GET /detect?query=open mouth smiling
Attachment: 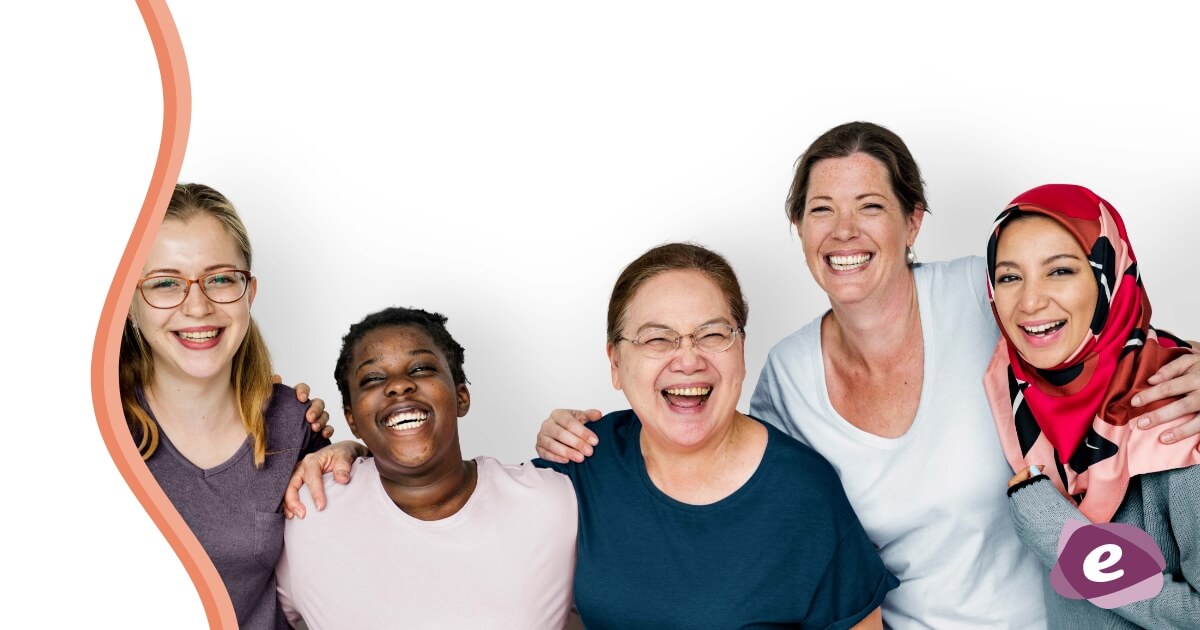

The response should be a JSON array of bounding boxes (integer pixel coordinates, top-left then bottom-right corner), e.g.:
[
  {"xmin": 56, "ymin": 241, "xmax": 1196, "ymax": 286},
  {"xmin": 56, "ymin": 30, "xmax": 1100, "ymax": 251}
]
[
  {"xmin": 827, "ymin": 253, "xmax": 872, "ymax": 271},
  {"xmin": 381, "ymin": 407, "xmax": 430, "ymax": 431},
  {"xmin": 1020, "ymin": 320, "xmax": 1066, "ymax": 337},
  {"xmin": 662, "ymin": 386, "xmax": 712, "ymax": 410}
]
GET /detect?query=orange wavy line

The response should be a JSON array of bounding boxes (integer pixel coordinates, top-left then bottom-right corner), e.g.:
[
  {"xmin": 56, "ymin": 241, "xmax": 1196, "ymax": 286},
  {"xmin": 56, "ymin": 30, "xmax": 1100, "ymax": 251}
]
[{"xmin": 90, "ymin": 2, "xmax": 237, "ymax": 628}]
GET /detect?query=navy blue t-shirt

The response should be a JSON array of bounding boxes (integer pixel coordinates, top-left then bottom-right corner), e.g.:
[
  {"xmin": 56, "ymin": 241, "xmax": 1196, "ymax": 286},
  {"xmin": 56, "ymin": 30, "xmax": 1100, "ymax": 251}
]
[{"xmin": 534, "ymin": 410, "xmax": 896, "ymax": 629}]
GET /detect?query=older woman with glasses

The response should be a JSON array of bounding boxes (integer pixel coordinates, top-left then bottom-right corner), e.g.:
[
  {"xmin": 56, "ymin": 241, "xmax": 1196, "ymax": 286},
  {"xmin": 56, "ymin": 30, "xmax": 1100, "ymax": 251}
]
[
  {"xmin": 287, "ymin": 243, "xmax": 896, "ymax": 628},
  {"xmin": 121, "ymin": 183, "xmax": 331, "ymax": 630}
]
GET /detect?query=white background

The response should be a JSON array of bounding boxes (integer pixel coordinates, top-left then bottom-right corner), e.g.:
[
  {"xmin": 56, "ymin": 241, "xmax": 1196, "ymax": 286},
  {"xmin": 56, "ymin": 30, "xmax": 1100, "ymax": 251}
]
[{"xmin": 6, "ymin": 1, "xmax": 1199, "ymax": 626}]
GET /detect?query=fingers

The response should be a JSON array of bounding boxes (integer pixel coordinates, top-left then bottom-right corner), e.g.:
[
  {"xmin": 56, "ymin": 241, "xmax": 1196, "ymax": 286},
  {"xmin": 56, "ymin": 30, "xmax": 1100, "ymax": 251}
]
[
  {"xmin": 1007, "ymin": 465, "xmax": 1041, "ymax": 488},
  {"xmin": 294, "ymin": 382, "xmax": 311, "ymax": 403},
  {"xmin": 303, "ymin": 454, "xmax": 330, "ymax": 511},
  {"xmin": 283, "ymin": 461, "xmax": 309, "ymax": 519},
  {"xmin": 321, "ymin": 424, "xmax": 335, "ymax": 439},
  {"xmin": 535, "ymin": 409, "xmax": 601, "ymax": 464},
  {"xmin": 1134, "ymin": 356, "xmax": 1200, "ymax": 444},
  {"xmin": 306, "ymin": 397, "xmax": 328, "ymax": 432},
  {"xmin": 1145, "ymin": 353, "xmax": 1200, "ymax": 386},
  {"xmin": 331, "ymin": 444, "xmax": 356, "ymax": 484},
  {"xmin": 556, "ymin": 409, "xmax": 601, "ymax": 447},
  {"xmin": 272, "ymin": 373, "xmax": 284, "ymax": 385}
]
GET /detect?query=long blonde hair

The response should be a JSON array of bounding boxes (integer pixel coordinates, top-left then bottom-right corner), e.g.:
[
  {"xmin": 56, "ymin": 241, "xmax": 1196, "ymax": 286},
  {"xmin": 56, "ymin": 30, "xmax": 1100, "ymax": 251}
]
[{"xmin": 120, "ymin": 183, "xmax": 275, "ymax": 468}]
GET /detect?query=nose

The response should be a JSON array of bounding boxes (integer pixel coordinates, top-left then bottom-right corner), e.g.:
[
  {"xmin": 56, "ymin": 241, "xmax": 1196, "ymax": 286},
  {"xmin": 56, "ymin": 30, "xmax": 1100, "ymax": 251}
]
[
  {"xmin": 386, "ymin": 375, "xmax": 417, "ymax": 397},
  {"xmin": 670, "ymin": 337, "xmax": 707, "ymax": 373},
  {"xmin": 832, "ymin": 208, "xmax": 858, "ymax": 240},
  {"xmin": 1016, "ymin": 277, "xmax": 1050, "ymax": 314},
  {"xmin": 179, "ymin": 280, "xmax": 215, "ymax": 317}
]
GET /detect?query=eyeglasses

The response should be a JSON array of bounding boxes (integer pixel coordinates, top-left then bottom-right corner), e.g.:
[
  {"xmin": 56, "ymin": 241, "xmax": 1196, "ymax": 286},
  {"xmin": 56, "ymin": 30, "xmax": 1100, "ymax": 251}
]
[
  {"xmin": 618, "ymin": 324, "xmax": 742, "ymax": 359},
  {"xmin": 136, "ymin": 270, "xmax": 252, "ymax": 309}
]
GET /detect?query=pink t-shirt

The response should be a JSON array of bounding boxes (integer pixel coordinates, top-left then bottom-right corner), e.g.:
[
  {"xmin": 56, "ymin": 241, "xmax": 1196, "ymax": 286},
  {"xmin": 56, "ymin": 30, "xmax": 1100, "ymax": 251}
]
[{"xmin": 276, "ymin": 456, "xmax": 577, "ymax": 629}]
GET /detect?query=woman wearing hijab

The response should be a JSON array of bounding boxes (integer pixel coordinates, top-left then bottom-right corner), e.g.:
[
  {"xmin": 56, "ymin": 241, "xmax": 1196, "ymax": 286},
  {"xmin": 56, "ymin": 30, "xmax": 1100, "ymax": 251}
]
[{"xmin": 987, "ymin": 184, "xmax": 1200, "ymax": 628}]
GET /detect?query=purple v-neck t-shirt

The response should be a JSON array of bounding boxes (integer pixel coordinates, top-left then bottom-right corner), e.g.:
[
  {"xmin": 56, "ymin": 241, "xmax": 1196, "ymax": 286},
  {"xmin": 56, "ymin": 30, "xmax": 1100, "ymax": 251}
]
[{"xmin": 140, "ymin": 384, "xmax": 329, "ymax": 630}]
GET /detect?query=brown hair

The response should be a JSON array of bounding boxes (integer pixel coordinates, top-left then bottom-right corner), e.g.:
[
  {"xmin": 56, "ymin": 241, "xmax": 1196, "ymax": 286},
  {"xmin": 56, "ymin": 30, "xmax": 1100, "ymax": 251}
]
[
  {"xmin": 606, "ymin": 242, "xmax": 748, "ymax": 345},
  {"xmin": 785, "ymin": 121, "xmax": 929, "ymax": 224},
  {"xmin": 120, "ymin": 183, "xmax": 276, "ymax": 468}
]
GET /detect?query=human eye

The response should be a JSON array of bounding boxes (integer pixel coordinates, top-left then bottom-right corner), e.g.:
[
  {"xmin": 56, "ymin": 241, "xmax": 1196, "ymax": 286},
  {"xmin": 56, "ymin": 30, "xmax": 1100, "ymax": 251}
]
[
  {"xmin": 861, "ymin": 203, "xmax": 884, "ymax": 212},
  {"xmin": 144, "ymin": 276, "xmax": 182, "ymax": 291},
  {"xmin": 995, "ymin": 273, "xmax": 1021, "ymax": 284},
  {"xmin": 695, "ymin": 326, "xmax": 733, "ymax": 350},
  {"xmin": 204, "ymin": 271, "xmax": 245, "ymax": 287},
  {"xmin": 359, "ymin": 373, "xmax": 385, "ymax": 388},
  {"xmin": 409, "ymin": 363, "xmax": 438, "ymax": 376},
  {"xmin": 638, "ymin": 330, "xmax": 678, "ymax": 351},
  {"xmin": 806, "ymin": 205, "xmax": 832, "ymax": 215},
  {"xmin": 1049, "ymin": 266, "xmax": 1079, "ymax": 278}
]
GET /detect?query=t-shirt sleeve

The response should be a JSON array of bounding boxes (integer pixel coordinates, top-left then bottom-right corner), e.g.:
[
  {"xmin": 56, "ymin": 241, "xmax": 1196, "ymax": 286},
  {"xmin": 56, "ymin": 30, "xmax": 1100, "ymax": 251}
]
[
  {"xmin": 749, "ymin": 352, "xmax": 789, "ymax": 433},
  {"xmin": 274, "ymin": 538, "xmax": 303, "ymax": 628},
  {"xmin": 805, "ymin": 484, "xmax": 899, "ymax": 629}
]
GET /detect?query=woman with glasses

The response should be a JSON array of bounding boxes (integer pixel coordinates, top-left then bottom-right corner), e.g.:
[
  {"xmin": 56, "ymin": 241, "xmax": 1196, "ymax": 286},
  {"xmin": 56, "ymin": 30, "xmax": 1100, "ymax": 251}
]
[
  {"xmin": 284, "ymin": 243, "xmax": 895, "ymax": 628},
  {"xmin": 121, "ymin": 183, "xmax": 330, "ymax": 630},
  {"xmin": 528, "ymin": 242, "xmax": 896, "ymax": 628}
]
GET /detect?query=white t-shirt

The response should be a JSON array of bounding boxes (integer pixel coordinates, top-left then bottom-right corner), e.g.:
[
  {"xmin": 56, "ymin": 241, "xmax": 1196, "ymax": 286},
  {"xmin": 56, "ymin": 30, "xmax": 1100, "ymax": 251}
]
[
  {"xmin": 750, "ymin": 256, "xmax": 1046, "ymax": 629},
  {"xmin": 276, "ymin": 456, "xmax": 578, "ymax": 630}
]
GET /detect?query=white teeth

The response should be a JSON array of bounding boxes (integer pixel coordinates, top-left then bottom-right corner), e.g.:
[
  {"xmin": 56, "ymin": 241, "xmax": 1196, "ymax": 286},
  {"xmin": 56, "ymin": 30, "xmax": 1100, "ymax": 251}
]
[
  {"xmin": 384, "ymin": 410, "xmax": 429, "ymax": 429},
  {"xmin": 177, "ymin": 329, "xmax": 219, "ymax": 340},
  {"xmin": 1021, "ymin": 321, "xmax": 1066, "ymax": 335},
  {"xmin": 828, "ymin": 254, "xmax": 871, "ymax": 270},
  {"xmin": 664, "ymin": 387, "xmax": 712, "ymax": 396}
]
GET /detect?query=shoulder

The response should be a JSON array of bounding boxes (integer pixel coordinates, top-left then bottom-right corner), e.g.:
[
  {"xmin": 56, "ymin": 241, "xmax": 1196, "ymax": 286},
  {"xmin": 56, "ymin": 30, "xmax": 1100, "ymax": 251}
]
[
  {"xmin": 765, "ymin": 314, "xmax": 823, "ymax": 357},
  {"xmin": 287, "ymin": 458, "xmax": 375, "ymax": 528},
  {"xmin": 265, "ymin": 384, "xmax": 320, "ymax": 450},
  {"xmin": 758, "ymin": 420, "xmax": 841, "ymax": 485},
  {"xmin": 913, "ymin": 255, "xmax": 984, "ymax": 289},
  {"xmin": 485, "ymin": 457, "xmax": 577, "ymax": 505}
]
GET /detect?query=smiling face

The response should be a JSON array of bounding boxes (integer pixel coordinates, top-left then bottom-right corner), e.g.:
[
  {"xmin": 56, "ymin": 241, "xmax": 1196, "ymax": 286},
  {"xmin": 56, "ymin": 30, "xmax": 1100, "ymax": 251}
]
[
  {"xmin": 608, "ymin": 270, "xmax": 746, "ymax": 450},
  {"xmin": 795, "ymin": 152, "xmax": 923, "ymax": 306},
  {"xmin": 343, "ymin": 325, "xmax": 470, "ymax": 477},
  {"xmin": 992, "ymin": 215, "xmax": 1099, "ymax": 369},
  {"xmin": 129, "ymin": 214, "xmax": 256, "ymax": 384}
]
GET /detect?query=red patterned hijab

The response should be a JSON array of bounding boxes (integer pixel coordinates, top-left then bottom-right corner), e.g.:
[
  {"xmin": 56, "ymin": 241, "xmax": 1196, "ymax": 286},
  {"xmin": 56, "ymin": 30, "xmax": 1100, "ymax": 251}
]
[{"xmin": 983, "ymin": 184, "xmax": 1199, "ymax": 522}]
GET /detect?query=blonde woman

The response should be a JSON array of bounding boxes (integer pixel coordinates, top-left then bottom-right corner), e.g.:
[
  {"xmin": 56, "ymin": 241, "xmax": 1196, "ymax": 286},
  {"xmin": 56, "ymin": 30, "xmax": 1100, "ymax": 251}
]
[{"xmin": 121, "ymin": 183, "xmax": 330, "ymax": 630}]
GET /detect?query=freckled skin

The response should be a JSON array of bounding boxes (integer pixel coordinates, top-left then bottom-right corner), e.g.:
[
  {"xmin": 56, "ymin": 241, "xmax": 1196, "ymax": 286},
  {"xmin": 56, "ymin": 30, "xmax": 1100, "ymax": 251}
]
[{"xmin": 797, "ymin": 153, "xmax": 923, "ymax": 307}]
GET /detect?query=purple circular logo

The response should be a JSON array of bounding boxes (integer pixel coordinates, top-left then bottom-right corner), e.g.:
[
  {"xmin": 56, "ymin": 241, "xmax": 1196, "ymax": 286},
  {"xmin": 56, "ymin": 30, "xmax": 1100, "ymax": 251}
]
[{"xmin": 1049, "ymin": 520, "xmax": 1165, "ymax": 608}]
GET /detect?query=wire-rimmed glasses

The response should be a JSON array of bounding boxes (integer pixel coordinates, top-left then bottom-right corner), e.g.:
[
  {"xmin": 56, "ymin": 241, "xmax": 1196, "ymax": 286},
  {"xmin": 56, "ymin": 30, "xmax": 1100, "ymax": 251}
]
[
  {"xmin": 618, "ymin": 323, "xmax": 742, "ymax": 359},
  {"xmin": 136, "ymin": 270, "xmax": 252, "ymax": 309}
]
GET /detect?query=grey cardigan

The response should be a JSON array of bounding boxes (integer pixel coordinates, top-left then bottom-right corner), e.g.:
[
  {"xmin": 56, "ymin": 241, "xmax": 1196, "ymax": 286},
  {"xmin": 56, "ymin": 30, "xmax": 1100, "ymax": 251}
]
[{"xmin": 1008, "ymin": 466, "xmax": 1200, "ymax": 629}]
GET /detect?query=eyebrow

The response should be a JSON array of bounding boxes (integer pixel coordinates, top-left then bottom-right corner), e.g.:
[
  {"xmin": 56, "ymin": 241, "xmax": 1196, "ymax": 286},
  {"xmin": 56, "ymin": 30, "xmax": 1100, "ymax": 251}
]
[
  {"xmin": 634, "ymin": 317, "xmax": 730, "ymax": 334},
  {"xmin": 806, "ymin": 193, "xmax": 887, "ymax": 204},
  {"xmin": 354, "ymin": 348, "xmax": 438, "ymax": 374},
  {"xmin": 994, "ymin": 253, "xmax": 1084, "ymax": 269},
  {"xmin": 144, "ymin": 263, "xmax": 242, "ymax": 276}
]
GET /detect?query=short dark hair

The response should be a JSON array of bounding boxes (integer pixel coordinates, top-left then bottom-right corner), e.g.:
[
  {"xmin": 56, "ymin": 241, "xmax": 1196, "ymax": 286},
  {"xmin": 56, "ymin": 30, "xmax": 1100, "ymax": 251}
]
[
  {"xmin": 785, "ymin": 121, "xmax": 929, "ymax": 224},
  {"xmin": 334, "ymin": 307, "xmax": 468, "ymax": 408},
  {"xmin": 607, "ymin": 242, "xmax": 748, "ymax": 346}
]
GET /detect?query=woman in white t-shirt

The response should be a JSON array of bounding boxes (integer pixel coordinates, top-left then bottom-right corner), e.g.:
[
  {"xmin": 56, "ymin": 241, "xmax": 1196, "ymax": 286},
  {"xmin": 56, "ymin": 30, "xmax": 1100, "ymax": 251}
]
[{"xmin": 533, "ymin": 122, "xmax": 1200, "ymax": 627}]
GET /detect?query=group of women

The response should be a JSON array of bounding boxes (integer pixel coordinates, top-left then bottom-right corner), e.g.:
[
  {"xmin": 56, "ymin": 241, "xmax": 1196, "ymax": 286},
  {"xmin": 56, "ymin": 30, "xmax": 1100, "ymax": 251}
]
[{"xmin": 122, "ymin": 122, "xmax": 1200, "ymax": 629}]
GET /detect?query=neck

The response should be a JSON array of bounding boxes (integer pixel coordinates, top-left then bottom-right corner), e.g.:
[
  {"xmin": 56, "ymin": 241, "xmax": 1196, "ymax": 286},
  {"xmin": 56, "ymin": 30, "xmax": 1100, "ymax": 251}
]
[
  {"xmin": 146, "ymin": 367, "xmax": 239, "ymax": 428},
  {"xmin": 379, "ymin": 455, "xmax": 479, "ymax": 521},
  {"xmin": 640, "ymin": 412, "xmax": 744, "ymax": 480},
  {"xmin": 825, "ymin": 268, "xmax": 921, "ymax": 364}
]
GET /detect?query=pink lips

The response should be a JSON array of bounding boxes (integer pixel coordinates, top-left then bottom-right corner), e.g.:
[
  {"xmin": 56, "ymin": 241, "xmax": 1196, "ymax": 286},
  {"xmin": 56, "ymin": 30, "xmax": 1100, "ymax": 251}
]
[
  {"xmin": 1016, "ymin": 320, "xmax": 1066, "ymax": 348},
  {"xmin": 173, "ymin": 326, "xmax": 223, "ymax": 350}
]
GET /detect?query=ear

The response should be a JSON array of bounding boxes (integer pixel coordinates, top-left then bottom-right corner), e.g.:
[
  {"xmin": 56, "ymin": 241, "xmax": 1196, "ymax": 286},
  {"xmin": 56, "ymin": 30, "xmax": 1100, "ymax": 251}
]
[
  {"xmin": 343, "ymin": 406, "xmax": 361, "ymax": 440},
  {"xmin": 907, "ymin": 203, "xmax": 926, "ymax": 245},
  {"xmin": 247, "ymin": 275, "xmax": 258, "ymax": 308},
  {"xmin": 607, "ymin": 342, "xmax": 622, "ymax": 391},
  {"xmin": 456, "ymin": 383, "xmax": 471, "ymax": 418}
]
